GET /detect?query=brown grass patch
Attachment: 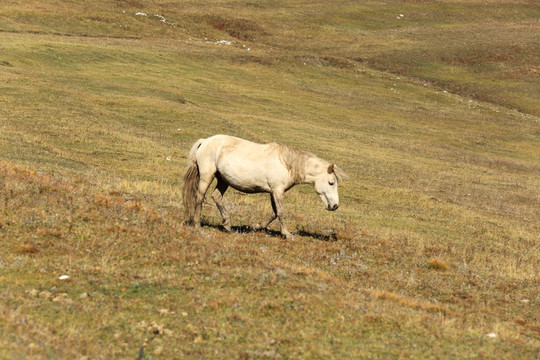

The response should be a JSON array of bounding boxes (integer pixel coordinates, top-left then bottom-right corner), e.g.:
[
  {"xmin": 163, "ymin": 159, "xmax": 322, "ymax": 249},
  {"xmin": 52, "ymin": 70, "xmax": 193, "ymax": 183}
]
[
  {"xmin": 205, "ymin": 15, "xmax": 268, "ymax": 41},
  {"xmin": 37, "ymin": 228, "xmax": 63, "ymax": 238},
  {"xmin": 366, "ymin": 289, "xmax": 455, "ymax": 316},
  {"xmin": 427, "ymin": 259, "xmax": 449, "ymax": 271},
  {"xmin": 16, "ymin": 245, "xmax": 39, "ymax": 254}
]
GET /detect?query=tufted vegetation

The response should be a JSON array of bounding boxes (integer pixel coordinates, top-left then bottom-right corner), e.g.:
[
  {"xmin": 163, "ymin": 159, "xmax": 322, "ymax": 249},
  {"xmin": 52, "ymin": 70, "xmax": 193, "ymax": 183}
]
[{"xmin": 0, "ymin": 0, "xmax": 539, "ymax": 358}]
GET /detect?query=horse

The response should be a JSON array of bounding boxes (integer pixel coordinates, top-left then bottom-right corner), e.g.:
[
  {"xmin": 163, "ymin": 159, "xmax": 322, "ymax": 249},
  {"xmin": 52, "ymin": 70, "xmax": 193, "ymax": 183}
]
[{"xmin": 182, "ymin": 134, "xmax": 345, "ymax": 239}]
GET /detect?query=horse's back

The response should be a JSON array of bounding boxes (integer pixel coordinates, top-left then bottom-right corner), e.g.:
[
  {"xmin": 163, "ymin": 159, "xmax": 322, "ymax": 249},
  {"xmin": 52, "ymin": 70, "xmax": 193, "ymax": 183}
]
[{"xmin": 198, "ymin": 135, "xmax": 290, "ymax": 193}]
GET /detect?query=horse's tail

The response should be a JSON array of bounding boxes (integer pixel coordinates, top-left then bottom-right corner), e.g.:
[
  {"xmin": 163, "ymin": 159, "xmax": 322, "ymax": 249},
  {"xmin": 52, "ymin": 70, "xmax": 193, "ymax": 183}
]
[{"xmin": 182, "ymin": 138, "xmax": 204, "ymax": 224}]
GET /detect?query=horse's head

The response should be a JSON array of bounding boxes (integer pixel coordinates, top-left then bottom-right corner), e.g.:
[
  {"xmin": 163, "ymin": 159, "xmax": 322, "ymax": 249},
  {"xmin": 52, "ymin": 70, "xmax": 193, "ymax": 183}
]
[{"xmin": 314, "ymin": 163, "xmax": 340, "ymax": 211}]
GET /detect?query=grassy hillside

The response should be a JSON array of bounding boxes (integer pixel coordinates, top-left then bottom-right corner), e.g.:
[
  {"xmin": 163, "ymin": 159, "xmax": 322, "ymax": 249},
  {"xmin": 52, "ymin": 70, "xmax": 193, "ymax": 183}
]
[{"xmin": 1, "ymin": 0, "xmax": 539, "ymax": 358}]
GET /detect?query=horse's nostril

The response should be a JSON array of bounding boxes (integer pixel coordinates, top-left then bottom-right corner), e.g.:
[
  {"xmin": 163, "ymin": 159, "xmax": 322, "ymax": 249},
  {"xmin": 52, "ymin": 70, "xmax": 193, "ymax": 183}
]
[{"xmin": 332, "ymin": 204, "xmax": 339, "ymax": 211}]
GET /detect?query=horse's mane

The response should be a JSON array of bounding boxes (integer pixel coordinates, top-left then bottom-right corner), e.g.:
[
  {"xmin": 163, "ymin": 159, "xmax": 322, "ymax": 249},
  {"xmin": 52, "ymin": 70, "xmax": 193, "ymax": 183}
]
[
  {"xmin": 333, "ymin": 165, "xmax": 346, "ymax": 182},
  {"xmin": 273, "ymin": 144, "xmax": 313, "ymax": 184},
  {"xmin": 274, "ymin": 143, "xmax": 347, "ymax": 184}
]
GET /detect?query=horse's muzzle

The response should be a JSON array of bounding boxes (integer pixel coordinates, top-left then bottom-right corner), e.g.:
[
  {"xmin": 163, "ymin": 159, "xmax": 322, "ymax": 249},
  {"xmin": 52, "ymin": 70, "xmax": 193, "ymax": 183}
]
[{"xmin": 328, "ymin": 204, "xmax": 339, "ymax": 211}]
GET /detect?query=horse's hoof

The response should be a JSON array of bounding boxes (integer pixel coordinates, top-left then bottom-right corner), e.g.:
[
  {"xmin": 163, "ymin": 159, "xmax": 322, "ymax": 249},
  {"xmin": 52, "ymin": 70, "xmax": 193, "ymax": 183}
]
[{"xmin": 282, "ymin": 232, "xmax": 293, "ymax": 240}]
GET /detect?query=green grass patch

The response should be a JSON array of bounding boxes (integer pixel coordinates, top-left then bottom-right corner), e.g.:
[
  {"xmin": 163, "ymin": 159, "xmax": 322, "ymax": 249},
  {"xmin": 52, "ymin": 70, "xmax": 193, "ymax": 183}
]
[{"xmin": 0, "ymin": 1, "xmax": 539, "ymax": 358}]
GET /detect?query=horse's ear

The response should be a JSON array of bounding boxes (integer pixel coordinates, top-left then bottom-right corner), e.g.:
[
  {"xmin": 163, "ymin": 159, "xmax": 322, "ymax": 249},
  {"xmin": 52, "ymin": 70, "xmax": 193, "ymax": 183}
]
[{"xmin": 327, "ymin": 163, "xmax": 335, "ymax": 174}]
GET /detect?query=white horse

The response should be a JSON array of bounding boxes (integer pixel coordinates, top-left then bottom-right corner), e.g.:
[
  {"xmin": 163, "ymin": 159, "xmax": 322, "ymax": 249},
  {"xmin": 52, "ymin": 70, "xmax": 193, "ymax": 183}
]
[{"xmin": 182, "ymin": 135, "xmax": 345, "ymax": 239}]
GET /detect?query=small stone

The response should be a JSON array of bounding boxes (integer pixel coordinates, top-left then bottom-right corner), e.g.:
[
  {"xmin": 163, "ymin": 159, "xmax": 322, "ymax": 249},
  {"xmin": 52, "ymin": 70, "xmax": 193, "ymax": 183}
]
[
  {"xmin": 148, "ymin": 322, "xmax": 163, "ymax": 335},
  {"xmin": 53, "ymin": 294, "xmax": 72, "ymax": 303},
  {"xmin": 39, "ymin": 291, "xmax": 52, "ymax": 300}
]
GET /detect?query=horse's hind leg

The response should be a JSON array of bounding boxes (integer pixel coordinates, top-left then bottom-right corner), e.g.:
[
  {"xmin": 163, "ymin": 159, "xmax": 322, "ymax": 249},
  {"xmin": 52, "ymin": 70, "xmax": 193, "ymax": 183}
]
[
  {"xmin": 212, "ymin": 176, "xmax": 231, "ymax": 232},
  {"xmin": 253, "ymin": 194, "xmax": 277, "ymax": 231},
  {"xmin": 193, "ymin": 173, "xmax": 215, "ymax": 229}
]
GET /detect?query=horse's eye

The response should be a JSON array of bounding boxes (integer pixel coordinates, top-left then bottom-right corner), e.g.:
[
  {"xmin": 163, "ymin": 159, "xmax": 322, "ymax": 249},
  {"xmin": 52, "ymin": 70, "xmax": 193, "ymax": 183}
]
[{"xmin": 329, "ymin": 181, "xmax": 334, "ymax": 186}]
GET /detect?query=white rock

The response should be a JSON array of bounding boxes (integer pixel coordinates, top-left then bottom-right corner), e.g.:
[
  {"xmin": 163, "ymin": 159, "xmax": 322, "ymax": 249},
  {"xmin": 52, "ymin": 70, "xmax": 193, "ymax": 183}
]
[{"xmin": 58, "ymin": 275, "xmax": 69, "ymax": 280}]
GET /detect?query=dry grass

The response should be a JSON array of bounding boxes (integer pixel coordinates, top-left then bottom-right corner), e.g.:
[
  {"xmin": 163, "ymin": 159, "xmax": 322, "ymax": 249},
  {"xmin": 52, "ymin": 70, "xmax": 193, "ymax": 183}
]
[
  {"xmin": 427, "ymin": 259, "xmax": 449, "ymax": 271},
  {"xmin": 1, "ymin": 159, "xmax": 538, "ymax": 358},
  {"xmin": 0, "ymin": 0, "xmax": 539, "ymax": 358}
]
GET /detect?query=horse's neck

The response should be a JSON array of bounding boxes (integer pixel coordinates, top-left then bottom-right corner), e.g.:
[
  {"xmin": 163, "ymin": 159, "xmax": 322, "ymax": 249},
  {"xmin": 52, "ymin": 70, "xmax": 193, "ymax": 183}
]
[{"xmin": 302, "ymin": 158, "xmax": 324, "ymax": 184}]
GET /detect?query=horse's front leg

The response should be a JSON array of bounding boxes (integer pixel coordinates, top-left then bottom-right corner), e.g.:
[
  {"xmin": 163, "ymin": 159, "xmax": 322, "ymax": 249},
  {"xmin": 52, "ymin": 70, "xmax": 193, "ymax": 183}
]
[
  {"xmin": 253, "ymin": 194, "xmax": 277, "ymax": 231},
  {"xmin": 272, "ymin": 189, "xmax": 292, "ymax": 240}
]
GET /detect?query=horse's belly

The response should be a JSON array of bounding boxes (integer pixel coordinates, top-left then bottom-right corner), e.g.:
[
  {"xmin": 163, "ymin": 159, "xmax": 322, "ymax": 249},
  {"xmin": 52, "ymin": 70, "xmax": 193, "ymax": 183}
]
[
  {"xmin": 216, "ymin": 158, "xmax": 279, "ymax": 193},
  {"xmin": 219, "ymin": 170, "xmax": 272, "ymax": 193},
  {"xmin": 230, "ymin": 183, "xmax": 268, "ymax": 194}
]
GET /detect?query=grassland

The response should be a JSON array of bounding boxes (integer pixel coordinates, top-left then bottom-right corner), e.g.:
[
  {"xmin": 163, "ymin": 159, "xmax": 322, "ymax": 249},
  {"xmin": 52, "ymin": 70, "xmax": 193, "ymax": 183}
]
[{"xmin": 1, "ymin": 0, "xmax": 539, "ymax": 358}]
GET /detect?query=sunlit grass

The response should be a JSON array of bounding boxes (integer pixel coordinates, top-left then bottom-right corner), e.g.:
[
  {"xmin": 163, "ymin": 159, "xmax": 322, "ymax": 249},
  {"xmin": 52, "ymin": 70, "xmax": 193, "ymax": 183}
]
[{"xmin": 0, "ymin": 0, "xmax": 539, "ymax": 358}]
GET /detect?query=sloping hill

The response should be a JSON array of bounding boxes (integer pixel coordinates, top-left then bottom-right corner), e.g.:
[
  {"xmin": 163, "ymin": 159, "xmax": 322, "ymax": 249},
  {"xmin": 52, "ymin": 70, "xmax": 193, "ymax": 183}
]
[{"xmin": 1, "ymin": 0, "xmax": 539, "ymax": 358}]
